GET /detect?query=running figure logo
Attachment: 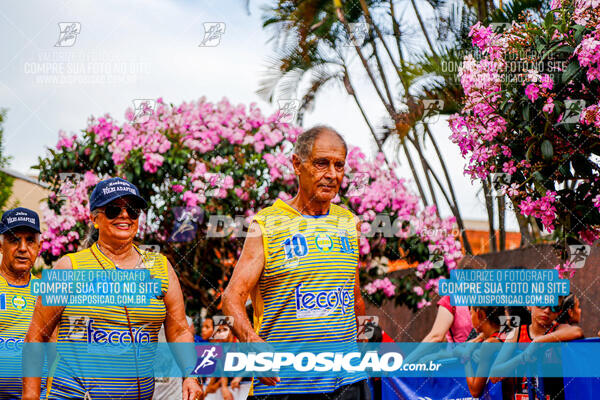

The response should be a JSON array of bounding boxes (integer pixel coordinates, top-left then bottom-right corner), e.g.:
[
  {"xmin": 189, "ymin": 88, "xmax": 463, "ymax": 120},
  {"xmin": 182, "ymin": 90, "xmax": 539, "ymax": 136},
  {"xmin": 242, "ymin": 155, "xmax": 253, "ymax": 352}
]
[
  {"xmin": 55, "ymin": 22, "xmax": 81, "ymax": 47},
  {"xmin": 132, "ymin": 99, "xmax": 156, "ymax": 124},
  {"xmin": 277, "ymin": 99, "xmax": 300, "ymax": 123},
  {"xmin": 192, "ymin": 345, "xmax": 223, "ymax": 375},
  {"xmin": 568, "ymin": 244, "xmax": 590, "ymax": 269},
  {"xmin": 199, "ymin": 23, "xmax": 226, "ymax": 47},
  {"xmin": 422, "ymin": 100, "xmax": 444, "ymax": 123},
  {"xmin": 169, "ymin": 206, "xmax": 204, "ymax": 242},
  {"xmin": 65, "ymin": 316, "xmax": 90, "ymax": 340},
  {"xmin": 357, "ymin": 316, "xmax": 379, "ymax": 340},
  {"xmin": 345, "ymin": 23, "xmax": 369, "ymax": 46},
  {"xmin": 498, "ymin": 315, "xmax": 520, "ymax": 341}
]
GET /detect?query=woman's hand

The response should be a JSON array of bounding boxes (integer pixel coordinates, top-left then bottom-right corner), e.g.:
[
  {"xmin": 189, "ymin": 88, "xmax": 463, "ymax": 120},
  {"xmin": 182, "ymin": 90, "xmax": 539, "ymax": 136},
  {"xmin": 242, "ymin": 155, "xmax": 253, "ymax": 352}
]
[{"xmin": 182, "ymin": 377, "xmax": 203, "ymax": 400}]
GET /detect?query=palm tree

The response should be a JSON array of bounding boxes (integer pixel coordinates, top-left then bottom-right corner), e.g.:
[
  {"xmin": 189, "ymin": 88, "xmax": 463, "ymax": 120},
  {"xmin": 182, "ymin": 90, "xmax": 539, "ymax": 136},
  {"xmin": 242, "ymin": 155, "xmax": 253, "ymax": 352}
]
[
  {"xmin": 257, "ymin": 0, "xmax": 546, "ymax": 253},
  {"xmin": 0, "ymin": 109, "xmax": 14, "ymax": 210}
]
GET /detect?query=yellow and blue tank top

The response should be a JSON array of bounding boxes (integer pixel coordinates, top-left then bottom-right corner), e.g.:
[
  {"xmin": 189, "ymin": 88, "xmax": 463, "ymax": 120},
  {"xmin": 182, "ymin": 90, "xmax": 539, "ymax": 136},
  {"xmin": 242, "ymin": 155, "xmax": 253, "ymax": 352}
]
[
  {"xmin": 251, "ymin": 199, "xmax": 365, "ymax": 394},
  {"xmin": 47, "ymin": 243, "xmax": 168, "ymax": 400},
  {"xmin": 0, "ymin": 273, "xmax": 39, "ymax": 399}
]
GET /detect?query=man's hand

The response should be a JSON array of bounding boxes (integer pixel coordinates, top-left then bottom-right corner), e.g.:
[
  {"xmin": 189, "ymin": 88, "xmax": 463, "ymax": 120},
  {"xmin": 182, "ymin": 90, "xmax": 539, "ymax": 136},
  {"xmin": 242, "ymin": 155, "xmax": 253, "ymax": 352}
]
[
  {"xmin": 247, "ymin": 338, "xmax": 281, "ymax": 386},
  {"xmin": 182, "ymin": 377, "xmax": 203, "ymax": 400},
  {"xmin": 230, "ymin": 377, "xmax": 242, "ymax": 390},
  {"xmin": 258, "ymin": 376, "xmax": 281, "ymax": 386},
  {"xmin": 221, "ymin": 387, "xmax": 234, "ymax": 400}
]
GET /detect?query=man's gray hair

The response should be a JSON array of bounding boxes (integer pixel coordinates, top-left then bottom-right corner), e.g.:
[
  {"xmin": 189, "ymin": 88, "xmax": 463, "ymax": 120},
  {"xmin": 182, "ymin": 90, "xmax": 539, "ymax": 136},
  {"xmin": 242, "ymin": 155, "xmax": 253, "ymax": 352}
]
[{"xmin": 293, "ymin": 125, "xmax": 348, "ymax": 161}]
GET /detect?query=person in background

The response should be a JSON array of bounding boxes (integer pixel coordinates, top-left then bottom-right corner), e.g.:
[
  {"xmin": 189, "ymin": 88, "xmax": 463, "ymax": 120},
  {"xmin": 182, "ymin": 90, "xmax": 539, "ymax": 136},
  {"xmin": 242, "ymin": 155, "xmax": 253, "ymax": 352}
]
[
  {"xmin": 203, "ymin": 317, "xmax": 242, "ymax": 400},
  {"xmin": 506, "ymin": 306, "xmax": 532, "ymax": 327},
  {"xmin": 200, "ymin": 317, "xmax": 214, "ymax": 343},
  {"xmin": 425, "ymin": 295, "xmax": 474, "ymax": 343},
  {"xmin": 555, "ymin": 293, "xmax": 581, "ymax": 326},
  {"xmin": 404, "ymin": 295, "xmax": 474, "ymax": 363},
  {"xmin": 462, "ymin": 306, "xmax": 505, "ymax": 398},
  {"xmin": 491, "ymin": 303, "xmax": 583, "ymax": 400}
]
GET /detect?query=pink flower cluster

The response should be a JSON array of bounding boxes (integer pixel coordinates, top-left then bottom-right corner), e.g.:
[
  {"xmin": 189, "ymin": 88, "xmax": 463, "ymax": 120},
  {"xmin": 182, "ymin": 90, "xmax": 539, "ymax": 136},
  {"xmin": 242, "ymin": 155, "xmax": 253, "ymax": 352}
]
[
  {"xmin": 89, "ymin": 116, "xmax": 119, "ymax": 145},
  {"xmin": 469, "ymin": 22, "xmax": 507, "ymax": 59},
  {"xmin": 41, "ymin": 171, "xmax": 100, "ymax": 255},
  {"xmin": 576, "ymin": 30, "xmax": 600, "ymax": 82},
  {"xmin": 451, "ymin": 8, "xmax": 600, "ymax": 243},
  {"xmin": 573, "ymin": 0, "xmax": 600, "ymax": 25},
  {"xmin": 555, "ymin": 260, "xmax": 576, "ymax": 279},
  {"xmin": 581, "ymin": 103, "xmax": 600, "ymax": 128},
  {"xmin": 449, "ymin": 25, "xmax": 510, "ymax": 180},
  {"xmin": 523, "ymin": 72, "xmax": 553, "ymax": 102},
  {"xmin": 56, "ymin": 131, "xmax": 77, "ymax": 150},
  {"xmin": 345, "ymin": 147, "xmax": 421, "ymax": 218},
  {"xmin": 518, "ymin": 191, "xmax": 558, "ymax": 232},
  {"xmin": 263, "ymin": 152, "xmax": 295, "ymax": 184},
  {"xmin": 364, "ymin": 278, "xmax": 396, "ymax": 297}
]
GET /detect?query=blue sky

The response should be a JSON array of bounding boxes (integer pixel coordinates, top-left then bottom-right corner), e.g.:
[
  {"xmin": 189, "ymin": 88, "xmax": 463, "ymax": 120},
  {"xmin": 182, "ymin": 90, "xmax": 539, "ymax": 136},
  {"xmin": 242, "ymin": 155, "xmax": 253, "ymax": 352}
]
[{"xmin": 0, "ymin": 0, "xmax": 518, "ymax": 229}]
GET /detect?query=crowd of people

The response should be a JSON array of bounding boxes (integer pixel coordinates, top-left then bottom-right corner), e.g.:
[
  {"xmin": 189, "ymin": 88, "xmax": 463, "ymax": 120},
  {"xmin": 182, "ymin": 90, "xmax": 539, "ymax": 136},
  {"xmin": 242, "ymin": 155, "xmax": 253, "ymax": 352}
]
[
  {"xmin": 412, "ymin": 294, "xmax": 585, "ymax": 399},
  {"xmin": 0, "ymin": 125, "xmax": 590, "ymax": 400}
]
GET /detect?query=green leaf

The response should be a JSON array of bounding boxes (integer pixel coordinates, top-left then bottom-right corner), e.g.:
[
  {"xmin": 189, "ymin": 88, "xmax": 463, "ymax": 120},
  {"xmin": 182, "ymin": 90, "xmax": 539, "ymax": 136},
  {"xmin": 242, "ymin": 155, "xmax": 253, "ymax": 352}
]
[
  {"xmin": 558, "ymin": 162, "xmax": 572, "ymax": 178},
  {"xmin": 562, "ymin": 61, "xmax": 581, "ymax": 84},
  {"xmin": 522, "ymin": 105, "xmax": 530, "ymax": 121},
  {"xmin": 544, "ymin": 11, "xmax": 554, "ymax": 30},
  {"xmin": 574, "ymin": 25, "xmax": 585, "ymax": 42},
  {"xmin": 536, "ymin": 41, "xmax": 545, "ymax": 54},
  {"xmin": 540, "ymin": 43, "xmax": 565, "ymax": 61},
  {"xmin": 555, "ymin": 46, "xmax": 575, "ymax": 54},
  {"xmin": 533, "ymin": 171, "xmax": 545, "ymax": 183},
  {"xmin": 541, "ymin": 140, "xmax": 553, "ymax": 161}
]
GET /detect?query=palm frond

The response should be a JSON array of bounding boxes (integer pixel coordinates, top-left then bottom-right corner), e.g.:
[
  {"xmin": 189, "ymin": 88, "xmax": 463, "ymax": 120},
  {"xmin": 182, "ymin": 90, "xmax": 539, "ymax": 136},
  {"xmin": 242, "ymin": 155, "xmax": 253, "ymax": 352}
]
[{"xmin": 491, "ymin": 0, "xmax": 546, "ymax": 22}]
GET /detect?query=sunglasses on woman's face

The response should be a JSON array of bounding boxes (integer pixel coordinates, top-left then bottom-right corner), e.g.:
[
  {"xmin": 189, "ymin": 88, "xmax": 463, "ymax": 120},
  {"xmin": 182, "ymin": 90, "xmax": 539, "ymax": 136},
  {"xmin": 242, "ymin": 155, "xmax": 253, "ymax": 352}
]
[
  {"xmin": 541, "ymin": 305, "xmax": 561, "ymax": 313},
  {"xmin": 100, "ymin": 204, "xmax": 141, "ymax": 220}
]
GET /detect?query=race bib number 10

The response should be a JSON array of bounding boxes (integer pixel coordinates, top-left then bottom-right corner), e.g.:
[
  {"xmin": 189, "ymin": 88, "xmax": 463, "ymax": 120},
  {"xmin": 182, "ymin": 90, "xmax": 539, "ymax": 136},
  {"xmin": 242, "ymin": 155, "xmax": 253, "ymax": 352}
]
[{"xmin": 283, "ymin": 234, "xmax": 309, "ymax": 259}]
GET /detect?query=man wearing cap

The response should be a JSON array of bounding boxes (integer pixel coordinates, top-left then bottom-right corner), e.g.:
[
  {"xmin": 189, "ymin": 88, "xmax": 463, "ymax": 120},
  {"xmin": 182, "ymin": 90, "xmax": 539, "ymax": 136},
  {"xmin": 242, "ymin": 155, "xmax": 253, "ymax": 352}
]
[
  {"xmin": 0, "ymin": 207, "xmax": 44, "ymax": 399},
  {"xmin": 23, "ymin": 177, "xmax": 202, "ymax": 400}
]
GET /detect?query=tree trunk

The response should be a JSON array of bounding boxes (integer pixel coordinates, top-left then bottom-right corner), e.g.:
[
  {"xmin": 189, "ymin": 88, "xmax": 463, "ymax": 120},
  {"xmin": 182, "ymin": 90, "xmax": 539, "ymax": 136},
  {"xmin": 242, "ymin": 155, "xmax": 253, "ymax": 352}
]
[
  {"xmin": 482, "ymin": 179, "xmax": 497, "ymax": 252},
  {"xmin": 410, "ymin": 133, "xmax": 440, "ymax": 216},
  {"xmin": 515, "ymin": 209, "xmax": 534, "ymax": 247},
  {"xmin": 402, "ymin": 141, "xmax": 430, "ymax": 207},
  {"xmin": 498, "ymin": 195, "xmax": 506, "ymax": 251}
]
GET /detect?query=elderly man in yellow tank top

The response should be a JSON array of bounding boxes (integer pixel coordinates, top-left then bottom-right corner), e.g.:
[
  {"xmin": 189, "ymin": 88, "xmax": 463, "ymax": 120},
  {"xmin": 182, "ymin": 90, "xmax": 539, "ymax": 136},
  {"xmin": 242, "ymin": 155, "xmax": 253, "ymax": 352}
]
[
  {"xmin": 0, "ymin": 207, "xmax": 45, "ymax": 399},
  {"xmin": 23, "ymin": 178, "xmax": 202, "ymax": 400},
  {"xmin": 223, "ymin": 126, "xmax": 371, "ymax": 400}
]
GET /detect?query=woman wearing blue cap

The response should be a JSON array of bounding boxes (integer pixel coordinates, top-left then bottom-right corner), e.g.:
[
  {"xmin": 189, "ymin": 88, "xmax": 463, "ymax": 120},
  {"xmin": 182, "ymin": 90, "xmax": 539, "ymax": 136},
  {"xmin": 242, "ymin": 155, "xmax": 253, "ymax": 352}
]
[{"xmin": 23, "ymin": 178, "xmax": 203, "ymax": 400}]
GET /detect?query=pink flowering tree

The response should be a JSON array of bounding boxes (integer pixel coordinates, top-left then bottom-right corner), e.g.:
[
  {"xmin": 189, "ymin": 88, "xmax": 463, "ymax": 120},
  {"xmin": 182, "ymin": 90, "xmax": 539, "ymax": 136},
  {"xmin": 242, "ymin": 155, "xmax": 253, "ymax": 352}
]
[
  {"xmin": 450, "ymin": 0, "xmax": 600, "ymax": 253},
  {"xmin": 36, "ymin": 97, "xmax": 461, "ymax": 312}
]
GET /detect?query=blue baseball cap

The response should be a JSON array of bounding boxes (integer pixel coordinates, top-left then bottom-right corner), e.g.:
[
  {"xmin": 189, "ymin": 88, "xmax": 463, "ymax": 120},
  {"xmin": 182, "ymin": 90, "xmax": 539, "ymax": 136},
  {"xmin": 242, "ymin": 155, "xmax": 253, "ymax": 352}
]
[
  {"xmin": 89, "ymin": 177, "xmax": 148, "ymax": 211},
  {"xmin": 0, "ymin": 207, "xmax": 41, "ymax": 235}
]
